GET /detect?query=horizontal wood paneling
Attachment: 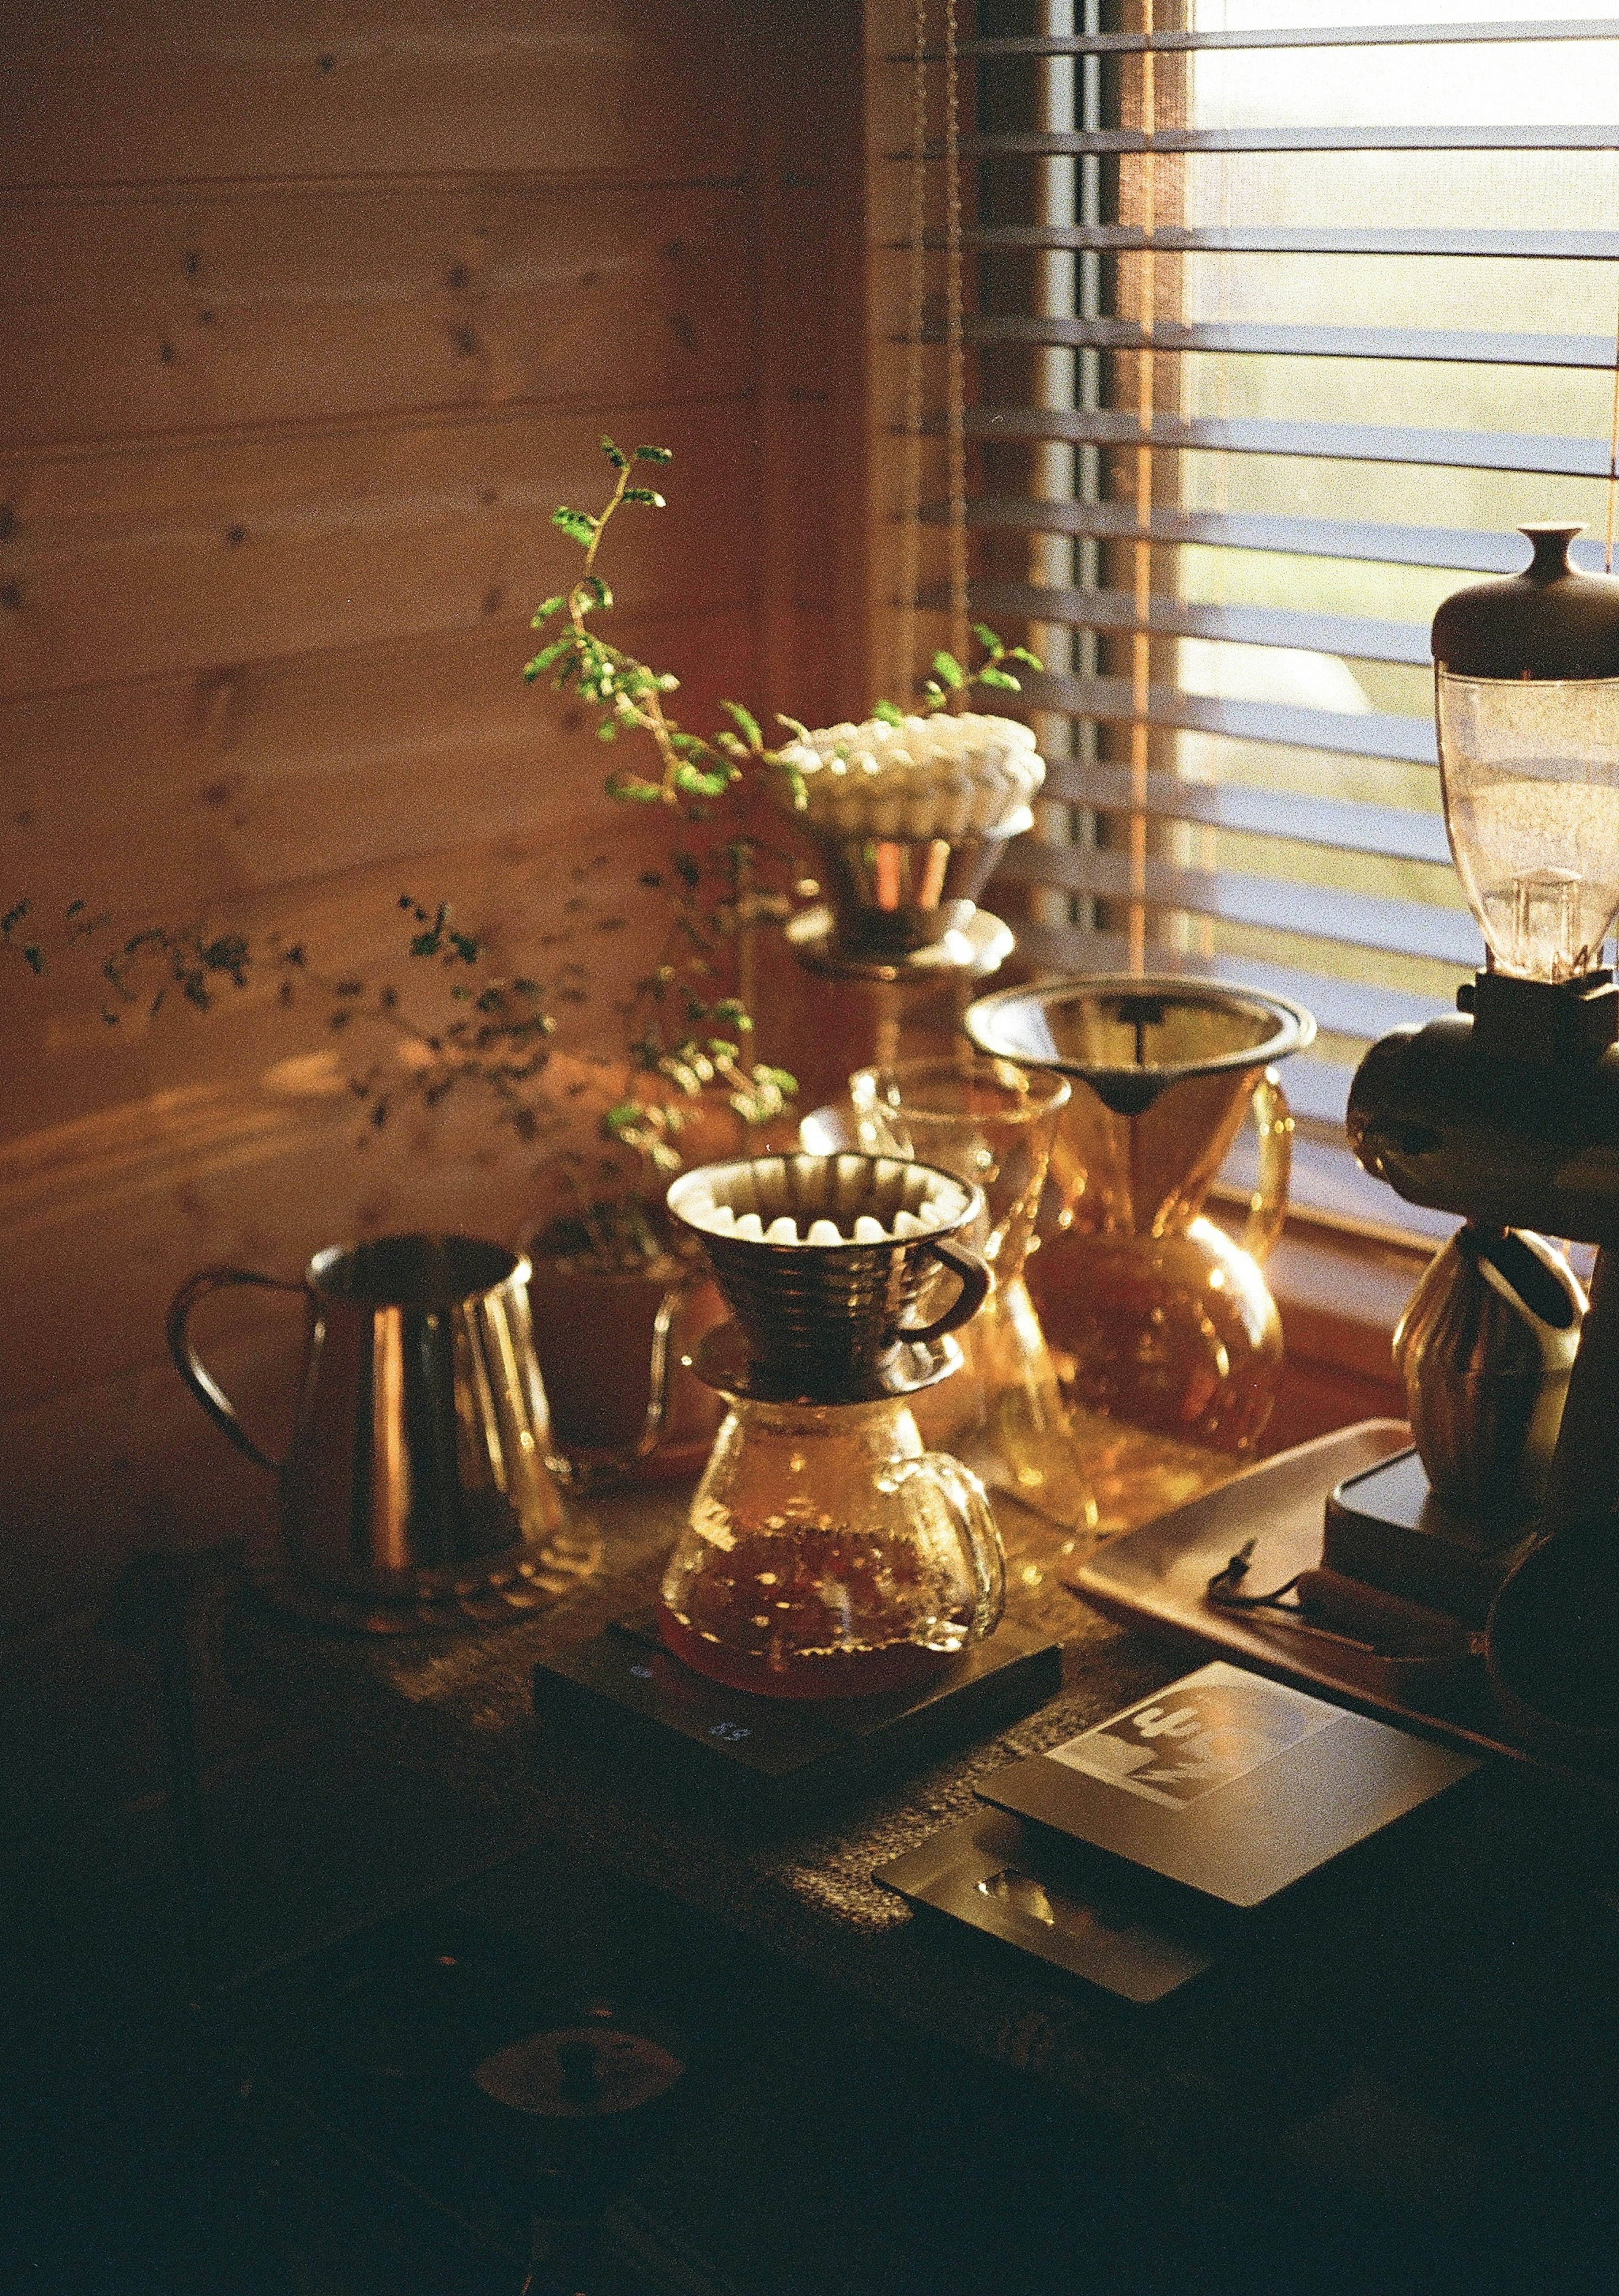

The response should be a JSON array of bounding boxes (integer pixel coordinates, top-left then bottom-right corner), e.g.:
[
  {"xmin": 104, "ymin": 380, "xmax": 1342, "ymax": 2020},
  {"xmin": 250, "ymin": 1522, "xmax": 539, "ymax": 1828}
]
[
  {"xmin": 0, "ymin": 0, "xmax": 865, "ymax": 1654},
  {"xmin": 3, "ymin": 607, "xmax": 756, "ymax": 918},
  {"xmin": 0, "ymin": 1, "xmax": 752, "ymax": 188},
  {"xmin": 0, "ymin": 397, "xmax": 756, "ymax": 696},
  {"xmin": 1, "ymin": 835, "xmax": 685, "ymax": 1390},
  {"xmin": 5, "ymin": 797, "xmax": 695, "ymax": 1130},
  {"xmin": 0, "ymin": 183, "xmax": 752, "ymax": 449}
]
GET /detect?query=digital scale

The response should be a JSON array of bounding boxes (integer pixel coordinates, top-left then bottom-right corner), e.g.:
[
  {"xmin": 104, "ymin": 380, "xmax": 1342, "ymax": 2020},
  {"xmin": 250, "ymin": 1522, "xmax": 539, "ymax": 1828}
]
[{"xmin": 532, "ymin": 1606, "xmax": 1064, "ymax": 1820}]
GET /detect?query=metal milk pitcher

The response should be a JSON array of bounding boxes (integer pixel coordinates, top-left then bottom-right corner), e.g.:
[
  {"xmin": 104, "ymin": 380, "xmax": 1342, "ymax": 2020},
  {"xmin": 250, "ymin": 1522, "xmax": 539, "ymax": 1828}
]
[{"xmin": 169, "ymin": 1234, "xmax": 567, "ymax": 1608}]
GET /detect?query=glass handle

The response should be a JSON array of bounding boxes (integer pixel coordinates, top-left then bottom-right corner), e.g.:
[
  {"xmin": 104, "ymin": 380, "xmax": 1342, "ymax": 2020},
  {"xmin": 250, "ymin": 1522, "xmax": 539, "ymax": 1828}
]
[
  {"xmin": 166, "ymin": 1266, "xmax": 303, "ymax": 1472},
  {"xmin": 906, "ymin": 1453, "xmax": 1006, "ymax": 1641},
  {"xmin": 1239, "ymin": 1068, "xmax": 1293, "ymax": 1265}
]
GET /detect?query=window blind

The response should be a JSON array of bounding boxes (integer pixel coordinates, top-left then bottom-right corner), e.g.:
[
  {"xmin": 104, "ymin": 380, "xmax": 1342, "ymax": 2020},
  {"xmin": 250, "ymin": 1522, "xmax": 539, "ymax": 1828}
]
[{"xmin": 928, "ymin": 0, "xmax": 1619, "ymax": 1233}]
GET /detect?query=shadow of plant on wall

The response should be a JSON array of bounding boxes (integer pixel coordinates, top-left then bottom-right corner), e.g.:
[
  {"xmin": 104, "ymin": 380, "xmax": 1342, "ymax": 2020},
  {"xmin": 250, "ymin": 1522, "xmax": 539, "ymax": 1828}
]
[
  {"xmin": 2, "ymin": 440, "xmax": 809, "ymax": 1278},
  {"xmin": 4, "ymin": 436, "xmax": 1044, "ymax": 1264}
]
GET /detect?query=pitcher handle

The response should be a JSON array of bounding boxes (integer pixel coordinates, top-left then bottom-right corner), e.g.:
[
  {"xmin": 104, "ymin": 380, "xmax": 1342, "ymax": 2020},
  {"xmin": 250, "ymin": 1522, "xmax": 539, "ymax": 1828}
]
[
  {"xmin": 896, "ymin": 1235, "xmax": 992, "ymax": 1347},
  {"xmin": 1238, "ymin": 1068, "xmax": 1293, "ymax": 1265},
  {"xmin": 167, "ymin": 1267, "xmax": 303, "ymax": 1473},
  {"xmin": 898, "ymin": 1453, "xmax": 1006, "ymax": 1642},
  {"xmin": 543, "ymin": 1268, "xmax": 689, "ymax": 1493}
]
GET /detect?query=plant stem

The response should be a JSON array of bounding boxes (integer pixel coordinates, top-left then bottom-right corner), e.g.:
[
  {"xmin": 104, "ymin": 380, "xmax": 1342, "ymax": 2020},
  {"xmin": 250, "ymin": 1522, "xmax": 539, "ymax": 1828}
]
[{"xmin": 566, "ymin": 460, "xmax": 689, "ymax": 803}]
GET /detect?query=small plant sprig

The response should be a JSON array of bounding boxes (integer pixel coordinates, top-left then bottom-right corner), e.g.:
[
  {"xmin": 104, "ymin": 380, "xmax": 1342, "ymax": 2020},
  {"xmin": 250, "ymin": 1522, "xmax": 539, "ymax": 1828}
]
[
  {"xmin": 525, "ymin": 441, "xmax": 802, "ymax": 1240},
  {"xmin": 533, "ymin": 837, "xmax": 796, "ymax": 1267},
  {"xmin": 608, "ymin": 835, "xmax": 795, "ymax": 1176},
  {"xmin": 527, "ymin": 438, "xmax": 811, "ymax": 810},
  {"xmin": 873, "ymin": 623, "xmax": 1043, "ymax": 724}
]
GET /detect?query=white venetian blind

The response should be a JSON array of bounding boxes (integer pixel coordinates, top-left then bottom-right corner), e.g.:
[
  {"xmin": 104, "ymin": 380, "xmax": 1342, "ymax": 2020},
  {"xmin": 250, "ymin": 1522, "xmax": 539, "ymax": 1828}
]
[{"xmin": 943, "ymin": 0, "xmax": 1619, "ymax": 1230}]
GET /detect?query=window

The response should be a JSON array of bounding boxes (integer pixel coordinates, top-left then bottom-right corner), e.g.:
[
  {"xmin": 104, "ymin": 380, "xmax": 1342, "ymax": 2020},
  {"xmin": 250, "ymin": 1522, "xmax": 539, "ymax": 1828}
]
[{"xmin": 936, "ymin": 0, "xmax": 1619, "ymax": 1233}]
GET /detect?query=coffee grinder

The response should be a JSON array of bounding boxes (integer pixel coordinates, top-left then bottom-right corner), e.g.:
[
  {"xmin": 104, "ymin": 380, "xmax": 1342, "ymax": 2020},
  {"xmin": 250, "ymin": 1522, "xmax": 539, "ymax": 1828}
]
[{"xmin": 1344, "ymin": 524, "xmax": 1619, "ymax": 1757}]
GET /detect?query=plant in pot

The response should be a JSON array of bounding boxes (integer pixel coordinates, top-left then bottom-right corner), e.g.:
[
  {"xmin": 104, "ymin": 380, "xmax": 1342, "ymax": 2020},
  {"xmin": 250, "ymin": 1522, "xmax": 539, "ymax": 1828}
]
[
  {"xmin": 513, "ymin": 438, "xmax": 1048, "ymax": 1476},
  {"xmin": 513, "ymin": 438, "xmax": 807, "ymax": 1483},
  {"xmin": 8, "ymin": 443, "xmax": 1044, "ymax": 1500}
]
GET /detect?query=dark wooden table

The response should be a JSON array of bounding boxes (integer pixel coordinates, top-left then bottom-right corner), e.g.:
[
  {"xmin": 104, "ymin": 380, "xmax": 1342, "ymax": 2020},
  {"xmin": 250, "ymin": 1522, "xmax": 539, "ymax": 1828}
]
[{"xmin": 11, "ymin": 1478, "xmax": 1619, "ymax": 2293}]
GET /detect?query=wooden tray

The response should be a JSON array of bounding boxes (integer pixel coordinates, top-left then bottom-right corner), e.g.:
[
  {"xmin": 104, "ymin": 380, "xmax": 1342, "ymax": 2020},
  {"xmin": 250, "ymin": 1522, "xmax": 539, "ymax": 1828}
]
[{"xmin": 1072, "ymin": 1421, "xmax": 1536, "ymax": 1765}]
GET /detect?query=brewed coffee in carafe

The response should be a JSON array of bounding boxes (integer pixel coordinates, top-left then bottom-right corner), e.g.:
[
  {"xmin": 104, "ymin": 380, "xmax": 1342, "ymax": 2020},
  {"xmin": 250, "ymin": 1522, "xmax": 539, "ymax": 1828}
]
[{"xmin": 966, "ymin": 979, "xmax": 1316, "ymax": 1533}]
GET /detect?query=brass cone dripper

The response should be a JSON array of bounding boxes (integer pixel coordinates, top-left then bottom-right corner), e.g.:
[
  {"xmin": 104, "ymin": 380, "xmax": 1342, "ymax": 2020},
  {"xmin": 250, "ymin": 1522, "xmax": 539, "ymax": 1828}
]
[{"xmin": 665, "ymin": 1153, "xmax": 990, "ymax": 1401}]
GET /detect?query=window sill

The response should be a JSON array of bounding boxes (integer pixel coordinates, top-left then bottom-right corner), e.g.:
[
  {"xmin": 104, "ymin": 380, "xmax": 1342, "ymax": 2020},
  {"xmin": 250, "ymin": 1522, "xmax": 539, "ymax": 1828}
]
[{"xmin": 1264, "ymin": 1219, "xmax": 1426, "ymax": 1389}]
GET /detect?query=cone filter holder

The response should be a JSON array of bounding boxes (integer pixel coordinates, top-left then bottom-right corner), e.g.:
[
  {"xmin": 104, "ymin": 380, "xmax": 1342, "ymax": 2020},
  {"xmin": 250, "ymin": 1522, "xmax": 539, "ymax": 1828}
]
[{"xmin": 665, "ymin": 1153, "xmax": 990, "ymax": 1402}]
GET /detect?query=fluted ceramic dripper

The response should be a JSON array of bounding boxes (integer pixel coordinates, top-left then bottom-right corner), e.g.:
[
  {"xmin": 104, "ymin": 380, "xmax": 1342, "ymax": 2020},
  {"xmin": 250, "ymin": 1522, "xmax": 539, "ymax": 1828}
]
[{"xmin": 665, "ymin": 1152, "xmax": 990, "ymax": 1400}]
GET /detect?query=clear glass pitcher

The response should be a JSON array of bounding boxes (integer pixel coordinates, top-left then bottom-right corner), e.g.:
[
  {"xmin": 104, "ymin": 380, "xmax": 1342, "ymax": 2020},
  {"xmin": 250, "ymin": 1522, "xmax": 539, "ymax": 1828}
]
[
  {"xmin": 658, "ymin": 1389, "xmax": 1004, "ymax": 1700},
  {"xmin": 966, "ymin": 977, "xmax": 1315, "ymax": 1533},
  {"xmin": 844, "ymin": 1055, "xmax": 1094, "ymax": 1534}
]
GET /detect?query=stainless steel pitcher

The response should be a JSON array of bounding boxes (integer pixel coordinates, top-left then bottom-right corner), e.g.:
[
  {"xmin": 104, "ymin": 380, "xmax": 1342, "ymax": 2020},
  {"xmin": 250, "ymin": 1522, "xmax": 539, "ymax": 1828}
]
[{"xmin": 169, "ymin": 1234, "xmax": 567, "ymax": 1606}]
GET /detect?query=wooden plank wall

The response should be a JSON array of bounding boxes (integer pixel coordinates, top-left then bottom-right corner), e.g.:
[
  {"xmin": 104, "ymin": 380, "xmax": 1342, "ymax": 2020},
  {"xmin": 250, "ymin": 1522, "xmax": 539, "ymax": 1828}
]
[{"xmin": 0, "ymin": 0, "xmax": 865, "ymax": 1683}]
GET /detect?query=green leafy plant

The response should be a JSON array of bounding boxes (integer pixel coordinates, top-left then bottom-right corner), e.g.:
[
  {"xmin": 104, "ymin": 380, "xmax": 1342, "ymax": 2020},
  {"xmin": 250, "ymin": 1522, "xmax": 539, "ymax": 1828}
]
[
  {"xmin": 526, "ymin": 435, "xmax": 815, "ymax": 811},
  {"xmin": 528, "ymin": 442, "xmax": 1041, "ymax": 802},
  {"xmin": 873, "ymin": 623, "xmax": 1043, "ymax": 721},
  {"xmin": 522, "ymin": 441, "xmax": 807, "ymax": 1258},
  {"xmin": 8, "ymin": 443, "xmax": 1043, "ymax": 1273}
]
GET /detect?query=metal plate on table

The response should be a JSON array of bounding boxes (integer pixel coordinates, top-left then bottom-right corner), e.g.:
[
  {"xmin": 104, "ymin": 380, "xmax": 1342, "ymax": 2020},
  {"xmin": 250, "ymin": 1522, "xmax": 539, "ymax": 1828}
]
[{"xmin": 1070, "ymin": 1421, "xmax": 1535, "ymax": 1764}]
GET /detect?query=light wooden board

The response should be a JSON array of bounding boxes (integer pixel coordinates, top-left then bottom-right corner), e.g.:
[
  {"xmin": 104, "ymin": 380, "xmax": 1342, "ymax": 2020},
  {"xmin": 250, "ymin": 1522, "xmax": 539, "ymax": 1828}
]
[
  {"xmin": 3, "ymin": 607, "xmax": 759, "ymax": 914},
  {"xmin": 0, "ymin": 0, "xmax": 754, "ymax": 189},
  {"xmin": 0, "ymin": 397, "xmax": 755, "ymax": 697},
  {"xmin": 0, "ymin": 183, "xmax": 753, "ymax": 450},
  {"xmin": 0, "ymin": 0, "xmax": 866, "ymax": 1633}
]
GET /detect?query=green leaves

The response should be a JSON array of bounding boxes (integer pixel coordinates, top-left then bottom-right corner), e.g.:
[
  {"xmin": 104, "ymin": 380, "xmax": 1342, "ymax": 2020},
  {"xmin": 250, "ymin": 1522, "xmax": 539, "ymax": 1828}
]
[
  {"xmin": 551, "ymin": 506, "xmax": 597, "ymax": 548},
  {"xmin": 578, "ymin": 572, "xmax": 612, "ymax": 610},
  {"xmin": 871, "ymin": 698, "xmax": 906, "ymax": 727},
  {"xmin": 674, "ymin": 761, "xmax": 732, "ymax": 799},
  {"xmin": 900, "ymin": 626, "xmax": 1044, "ymax": 713},
  {"xmin": 524, "ymin": 635, "xmax": 574, "ymax": 680},
  {"xmin": 622, "ymin": 486, "xmax": 665, "ymax": 508},
  {"xmin": 634, "ymin": 444, "xmax": 673, "ymax": 463},
  {"xmin": 719, "ymin": 699, "xmax": 762, "ymax": 749},
  {"xmin": 600, "ymin": 436, "xmax": 629, "ymax": 469},
  {"xmin": 531, "ymin": 596, "xmax": 566, "ymax": 626}
]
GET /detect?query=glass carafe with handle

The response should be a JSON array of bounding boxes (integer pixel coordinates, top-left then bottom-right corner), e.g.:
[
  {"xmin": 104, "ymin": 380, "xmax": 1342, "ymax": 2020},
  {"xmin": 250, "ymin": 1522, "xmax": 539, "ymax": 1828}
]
[{"xmin": 966, "ymin": 977, "xmax": 1315, "ymax": 1533}]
